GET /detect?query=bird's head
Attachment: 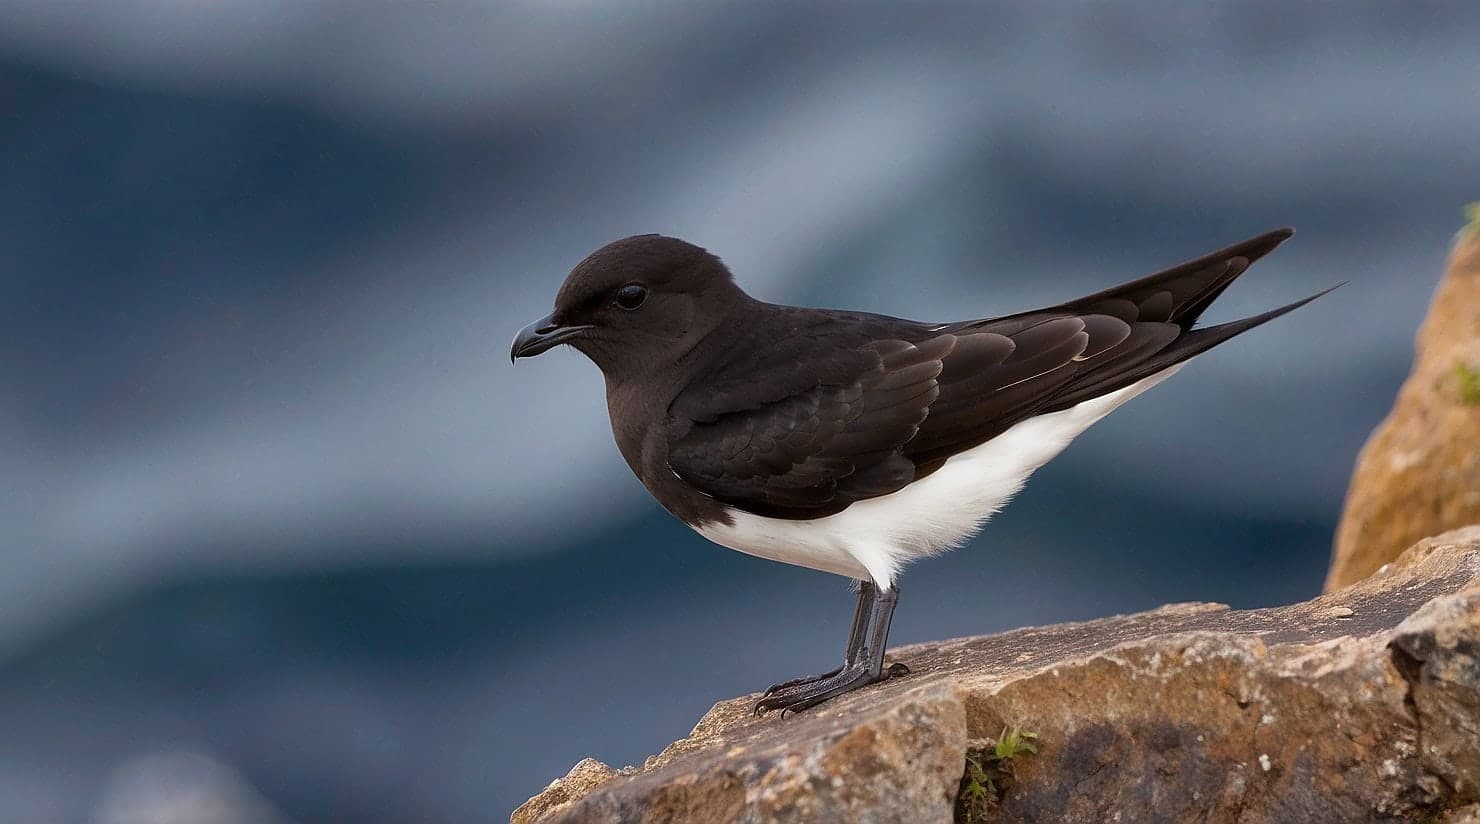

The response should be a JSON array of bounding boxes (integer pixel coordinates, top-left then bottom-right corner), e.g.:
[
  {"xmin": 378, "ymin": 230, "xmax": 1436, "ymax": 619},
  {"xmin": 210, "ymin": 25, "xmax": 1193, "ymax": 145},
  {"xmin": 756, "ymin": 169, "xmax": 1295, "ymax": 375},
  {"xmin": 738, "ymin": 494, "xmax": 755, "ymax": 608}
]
[{"xmin": 511, "ymin": 234, "xmax": 747, "ymax": 378}]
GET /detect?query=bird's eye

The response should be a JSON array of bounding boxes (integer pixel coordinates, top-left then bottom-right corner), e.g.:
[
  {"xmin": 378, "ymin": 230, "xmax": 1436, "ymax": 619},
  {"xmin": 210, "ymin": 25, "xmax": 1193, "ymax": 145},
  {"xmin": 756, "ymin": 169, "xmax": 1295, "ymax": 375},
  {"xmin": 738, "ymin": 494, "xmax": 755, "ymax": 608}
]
[{"xmin": 614, "ymin": 283, "xmax": 648, "ymax": 310}]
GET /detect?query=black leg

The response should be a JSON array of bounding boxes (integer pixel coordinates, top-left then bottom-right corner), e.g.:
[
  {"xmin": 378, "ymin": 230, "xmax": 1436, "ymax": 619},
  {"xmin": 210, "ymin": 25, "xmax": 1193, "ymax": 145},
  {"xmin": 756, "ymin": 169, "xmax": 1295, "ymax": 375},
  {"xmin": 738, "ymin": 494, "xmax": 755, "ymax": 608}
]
[
  {"xmin": 753, "ymin": 584, "xmax": 908, "ymax": 717},
  {"xmin": 860, "ymin": 584, "xmax": 901, "ymax": 677},
  {"xmin": 842, "ymin": 580, "xmax": 877, "ymax": 664},
  {"xmin": 757, "ymin": 581, "xmax": 875, "ymax": 705}
]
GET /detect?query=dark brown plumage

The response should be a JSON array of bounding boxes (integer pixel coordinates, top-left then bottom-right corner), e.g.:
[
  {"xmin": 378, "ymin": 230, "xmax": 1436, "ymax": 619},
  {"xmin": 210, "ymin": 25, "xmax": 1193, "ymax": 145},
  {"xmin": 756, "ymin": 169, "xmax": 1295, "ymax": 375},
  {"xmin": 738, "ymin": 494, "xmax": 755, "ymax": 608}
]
[
  {"xmin": 511, "ymin": 227, "xmax": 1331, "ymax": 715},
  {"xmin": 659, "ymin": 228, "xmax": 1322, "ymax": 519}
]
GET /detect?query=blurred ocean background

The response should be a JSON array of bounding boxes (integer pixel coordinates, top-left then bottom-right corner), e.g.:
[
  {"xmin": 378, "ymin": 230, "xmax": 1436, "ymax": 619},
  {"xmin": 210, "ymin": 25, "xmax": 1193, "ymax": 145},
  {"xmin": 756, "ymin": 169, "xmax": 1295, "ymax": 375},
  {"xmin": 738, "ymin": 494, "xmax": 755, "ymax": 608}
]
[{"xmin": 2, "ymin": 1, "xmax": 1478, "ymax": 821}]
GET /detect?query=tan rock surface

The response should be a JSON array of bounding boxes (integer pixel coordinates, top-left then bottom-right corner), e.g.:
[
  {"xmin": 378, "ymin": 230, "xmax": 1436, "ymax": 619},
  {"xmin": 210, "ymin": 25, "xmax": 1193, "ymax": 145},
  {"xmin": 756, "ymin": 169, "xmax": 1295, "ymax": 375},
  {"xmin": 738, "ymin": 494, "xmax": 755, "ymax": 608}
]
[
  {"xmin": 514, "ymin": 527, "xmax": 1480, "ymax": 824},
  {"xmin": 512, "ymin": 759, "xmax": 625, "ymax": 824},
  {"xmin": 1327, "ymin": 215, "xmax": 1480, "ymax": 591}
]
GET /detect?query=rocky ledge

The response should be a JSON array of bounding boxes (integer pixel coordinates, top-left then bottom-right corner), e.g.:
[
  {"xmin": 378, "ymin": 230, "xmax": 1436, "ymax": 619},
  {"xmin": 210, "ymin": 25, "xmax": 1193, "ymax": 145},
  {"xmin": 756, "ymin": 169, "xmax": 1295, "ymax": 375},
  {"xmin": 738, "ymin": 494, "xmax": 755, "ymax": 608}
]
[{"xmin": 516, "ymin": 527, "xmax": 1480, "ymax": 823}]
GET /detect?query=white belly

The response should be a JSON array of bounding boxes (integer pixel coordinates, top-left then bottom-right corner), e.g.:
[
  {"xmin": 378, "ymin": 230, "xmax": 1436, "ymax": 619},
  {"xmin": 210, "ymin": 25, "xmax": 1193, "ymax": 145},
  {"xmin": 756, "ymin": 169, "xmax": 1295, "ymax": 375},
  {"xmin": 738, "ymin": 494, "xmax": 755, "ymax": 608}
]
[{"xmin": 694, "ymin": 367, "xmax": 1183, "ymax": 588}]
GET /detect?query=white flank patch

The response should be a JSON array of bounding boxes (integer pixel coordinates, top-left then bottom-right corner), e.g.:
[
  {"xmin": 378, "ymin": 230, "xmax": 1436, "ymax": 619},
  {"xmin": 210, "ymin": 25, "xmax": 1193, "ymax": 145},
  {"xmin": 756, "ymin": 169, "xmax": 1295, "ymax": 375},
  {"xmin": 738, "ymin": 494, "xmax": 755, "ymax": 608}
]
[{"xmin": 695, "ymin": 365, "xmax": 1185, "ymax": 588}]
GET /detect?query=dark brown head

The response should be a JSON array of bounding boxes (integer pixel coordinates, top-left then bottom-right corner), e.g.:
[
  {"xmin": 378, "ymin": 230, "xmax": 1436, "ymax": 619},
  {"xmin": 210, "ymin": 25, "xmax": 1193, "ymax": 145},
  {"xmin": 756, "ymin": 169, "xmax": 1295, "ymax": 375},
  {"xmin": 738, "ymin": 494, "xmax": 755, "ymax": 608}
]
[{"xmin": 510, "ymin": 235, "xmax": 749, "ymax": 379}]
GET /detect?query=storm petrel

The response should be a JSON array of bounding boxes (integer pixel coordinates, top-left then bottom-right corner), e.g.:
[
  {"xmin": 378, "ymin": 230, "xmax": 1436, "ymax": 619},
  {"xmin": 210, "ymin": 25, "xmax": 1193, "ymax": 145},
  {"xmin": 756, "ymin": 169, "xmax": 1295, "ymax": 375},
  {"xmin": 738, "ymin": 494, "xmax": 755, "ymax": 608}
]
[{"xmin": 511, "ymin": 228, "xmax": 1330, "ymax": 715}]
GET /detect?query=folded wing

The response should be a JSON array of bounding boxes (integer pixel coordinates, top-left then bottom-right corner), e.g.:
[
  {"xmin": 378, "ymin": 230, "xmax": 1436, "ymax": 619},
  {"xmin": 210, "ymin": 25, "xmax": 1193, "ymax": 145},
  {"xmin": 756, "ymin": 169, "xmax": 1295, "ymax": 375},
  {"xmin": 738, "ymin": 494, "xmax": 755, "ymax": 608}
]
[{"xmin": 667, "ymin": 228, "xmax": 1321, "ymax": 519}]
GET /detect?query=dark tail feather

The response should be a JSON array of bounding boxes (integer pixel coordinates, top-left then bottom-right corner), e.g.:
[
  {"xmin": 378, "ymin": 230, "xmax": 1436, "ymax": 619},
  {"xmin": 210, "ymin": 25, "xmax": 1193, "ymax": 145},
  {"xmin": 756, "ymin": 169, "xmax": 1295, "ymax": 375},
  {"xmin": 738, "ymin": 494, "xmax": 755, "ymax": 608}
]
[
  {"xmin": 1063, "ymin": 228, "xmax": 1296, "ymax": 329},
  {"xmin": 1157, "ymin": 281, "xmax": 1344, "ymax": 364},
  {"xmin": 1045, "ymin": 282, "xmax": 1343, "ymax": 410}
]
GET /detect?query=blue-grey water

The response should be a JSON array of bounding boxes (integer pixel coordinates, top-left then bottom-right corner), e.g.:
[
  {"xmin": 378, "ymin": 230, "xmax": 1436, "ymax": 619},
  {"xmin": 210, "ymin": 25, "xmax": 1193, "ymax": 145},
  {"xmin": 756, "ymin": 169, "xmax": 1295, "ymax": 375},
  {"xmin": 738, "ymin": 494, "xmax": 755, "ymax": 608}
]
[{"xmin": 1, "ymin": 3, "xmax": 1477, "ymax": 821}]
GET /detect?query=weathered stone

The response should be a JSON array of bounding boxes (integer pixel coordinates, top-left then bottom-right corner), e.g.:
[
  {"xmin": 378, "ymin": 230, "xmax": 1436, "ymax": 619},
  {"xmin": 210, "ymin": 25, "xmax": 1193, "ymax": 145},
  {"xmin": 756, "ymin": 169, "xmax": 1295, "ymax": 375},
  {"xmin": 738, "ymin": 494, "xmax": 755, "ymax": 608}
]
[
  {"xmin": 1328, "ymin": 213, "xmax": 1480, "ymax": 591},
  {"xmin": 512, "ymin": 758, "xmax": 625, "ymax": 824},
  {"xmin": 516, "ymin": 527, "xmax": 1480, "ymax": 823},
  {"xmin": 1442, "ymin": 803, "xmax": 1480, "ymax": 823},
  {"xmin": 518, "ymin": 686, "xmax": 967, "ymax": 824}
]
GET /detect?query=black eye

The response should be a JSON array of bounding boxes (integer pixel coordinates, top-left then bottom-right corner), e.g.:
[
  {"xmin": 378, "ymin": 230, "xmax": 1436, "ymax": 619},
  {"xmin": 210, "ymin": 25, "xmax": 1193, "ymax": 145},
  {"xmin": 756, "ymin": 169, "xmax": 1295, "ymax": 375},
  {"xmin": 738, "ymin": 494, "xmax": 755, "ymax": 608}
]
[{"xmin": 614, "ymin": 283, "xmax": 647, "ymax": 310}]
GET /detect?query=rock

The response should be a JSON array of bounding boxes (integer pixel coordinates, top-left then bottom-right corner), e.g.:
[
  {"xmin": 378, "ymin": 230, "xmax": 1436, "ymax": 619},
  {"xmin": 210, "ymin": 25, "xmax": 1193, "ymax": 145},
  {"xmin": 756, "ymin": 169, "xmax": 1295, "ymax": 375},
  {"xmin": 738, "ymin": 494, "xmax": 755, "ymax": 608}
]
[
  {"xmin": 512, "ymin": 759, "xmax": 625, "ymax": 824},
  {"xmin": 1327, "ymin": 211, "xmax": 1480, "ymax": 591},
  {"xmin": 1442, "ymin": 803, "xmax": 1480, "ymax": 824},
  {"xmin": 515, "ymin": 527, "xmax": 1480, "ymax": 823}
]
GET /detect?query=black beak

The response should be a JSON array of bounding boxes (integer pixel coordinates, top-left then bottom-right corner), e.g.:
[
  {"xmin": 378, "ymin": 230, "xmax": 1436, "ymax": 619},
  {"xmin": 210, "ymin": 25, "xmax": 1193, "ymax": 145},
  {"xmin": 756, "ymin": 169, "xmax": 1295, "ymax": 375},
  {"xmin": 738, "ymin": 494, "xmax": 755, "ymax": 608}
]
[{"xmin": 510, "ymin": 313, "xmax": 593, "ymax": 362}]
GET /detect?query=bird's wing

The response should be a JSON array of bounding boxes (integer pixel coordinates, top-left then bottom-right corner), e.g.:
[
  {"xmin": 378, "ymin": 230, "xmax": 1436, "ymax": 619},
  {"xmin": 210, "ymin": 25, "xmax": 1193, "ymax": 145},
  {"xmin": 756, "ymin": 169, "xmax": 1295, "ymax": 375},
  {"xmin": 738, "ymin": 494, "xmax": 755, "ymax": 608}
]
[
  {"xmin": 665, "ymin": 316, "xmax": 1131, "ymax": 519},
  {"xmin": 667, "ymin": 228, "xmax": 1317, "ymax": 519},
  {"xmin": 665, "ymin": 334, "xmax": 951, "ymax": 519},
  {"xmin": 908, "ymin": 227, "xmax": 1307, "ymax": 467}
]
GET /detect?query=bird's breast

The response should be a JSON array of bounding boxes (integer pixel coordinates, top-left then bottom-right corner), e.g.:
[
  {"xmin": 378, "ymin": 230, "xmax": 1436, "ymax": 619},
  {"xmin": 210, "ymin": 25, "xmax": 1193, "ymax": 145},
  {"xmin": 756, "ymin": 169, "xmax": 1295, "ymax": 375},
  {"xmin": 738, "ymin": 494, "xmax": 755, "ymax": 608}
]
[{"xmin": 604, "ymin": 380, "xmax": 728, "ymax": 527}]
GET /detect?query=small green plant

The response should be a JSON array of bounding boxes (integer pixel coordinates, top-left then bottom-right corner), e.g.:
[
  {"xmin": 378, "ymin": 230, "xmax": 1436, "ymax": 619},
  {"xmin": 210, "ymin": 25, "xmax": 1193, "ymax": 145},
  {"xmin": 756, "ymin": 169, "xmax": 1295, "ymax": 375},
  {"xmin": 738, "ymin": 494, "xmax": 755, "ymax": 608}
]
[
  {"xmin": 1457, "ymin": 363, "xmax": 1480, "ymax": 406},
  {"xmin": 957, "ymin": 751, "xmax": 996, "ymax": 822},
  {"xmin": 993, "ymin": 727, "xmax": 1039, "ymax": 760},
  {"xmin": 1466, "ymin": 202, "xmax": 1480, "ymax": 236},
  {"xmin": 955, "ymin": 727, "xmax": 1039, "ymax": 824}
]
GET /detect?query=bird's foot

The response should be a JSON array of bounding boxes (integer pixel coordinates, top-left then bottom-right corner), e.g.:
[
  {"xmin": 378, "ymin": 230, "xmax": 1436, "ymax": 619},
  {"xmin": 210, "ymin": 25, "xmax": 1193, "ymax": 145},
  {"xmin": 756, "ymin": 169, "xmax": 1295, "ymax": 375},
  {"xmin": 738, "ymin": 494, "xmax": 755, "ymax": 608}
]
[
  {"xmin": 752, "ymin": 661, "xmax": 910, "ymax": 717},
  {"xmin": 759, "ymin": 666, "xmax": 845, "ymax": 699}
]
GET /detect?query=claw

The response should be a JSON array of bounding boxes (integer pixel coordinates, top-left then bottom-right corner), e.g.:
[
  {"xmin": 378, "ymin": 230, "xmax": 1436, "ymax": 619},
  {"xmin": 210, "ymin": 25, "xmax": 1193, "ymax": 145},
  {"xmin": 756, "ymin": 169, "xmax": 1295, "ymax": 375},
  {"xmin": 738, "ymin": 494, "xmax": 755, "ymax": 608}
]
[
  {"xmin": 752, "ymin": 663, "xmax": 896, "ymax": 717},
  {"xmin": 752, "ymin": 582, "xmax": 904, "ymax": 717}
]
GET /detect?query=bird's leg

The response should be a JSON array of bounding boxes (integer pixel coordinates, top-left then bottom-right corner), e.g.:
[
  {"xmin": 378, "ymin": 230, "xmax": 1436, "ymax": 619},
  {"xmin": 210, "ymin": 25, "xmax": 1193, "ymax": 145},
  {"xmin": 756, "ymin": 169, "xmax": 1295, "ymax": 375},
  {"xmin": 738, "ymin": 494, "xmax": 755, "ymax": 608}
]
[
  {"xmin": 861, "ymin": 584, "xmax": 910, "ymax": 680},
  {"xmin": 840, "ymin": 579, "xmax": 878, "ymax": 664},
  {"xmin": 758, "ymin": 581, "xmax": 876, "ymax": 701},
  {"xmin": 753, "ymin": 584, "xmax": 908, "ymax": 717}
]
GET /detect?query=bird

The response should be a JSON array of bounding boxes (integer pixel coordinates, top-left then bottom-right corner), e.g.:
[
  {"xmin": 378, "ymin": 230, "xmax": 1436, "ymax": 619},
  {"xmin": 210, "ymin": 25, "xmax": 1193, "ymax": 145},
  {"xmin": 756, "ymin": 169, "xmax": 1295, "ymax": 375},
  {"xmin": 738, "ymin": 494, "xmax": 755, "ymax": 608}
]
[{"xmin": 510, "ymin": 228, "xmax": 1332, "ymax": 716}]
